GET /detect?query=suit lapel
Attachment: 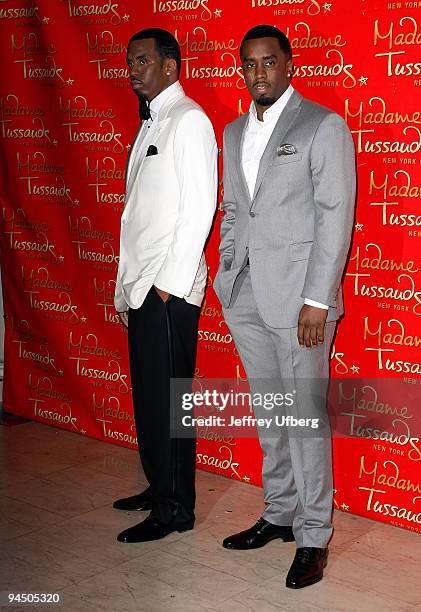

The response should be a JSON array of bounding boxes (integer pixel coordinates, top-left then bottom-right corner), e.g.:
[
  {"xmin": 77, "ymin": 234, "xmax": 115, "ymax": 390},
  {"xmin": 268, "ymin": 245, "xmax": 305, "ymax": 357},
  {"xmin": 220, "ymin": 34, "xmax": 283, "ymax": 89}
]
[
  {"xmin": 124, "ymin": 88, "xmax": 184, "ymax": 205},
  {"xmin": 251, "ymin": 91, "xmax": 303, "ymax": 206},
  {"xmin": 234, "ymin": 114, "xmax": 252, "ymax": 207},
  {"xmin": 125, "ymin": 124, "xmax": 142, "ymax": 195}
]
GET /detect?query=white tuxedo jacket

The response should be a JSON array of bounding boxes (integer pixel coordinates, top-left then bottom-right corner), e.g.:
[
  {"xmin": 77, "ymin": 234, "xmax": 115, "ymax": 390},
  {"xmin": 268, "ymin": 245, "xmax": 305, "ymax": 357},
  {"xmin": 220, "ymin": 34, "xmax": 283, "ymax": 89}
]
[{"xmin": 114, "ymin": 84, "xmax": 218, "ymax": 311}]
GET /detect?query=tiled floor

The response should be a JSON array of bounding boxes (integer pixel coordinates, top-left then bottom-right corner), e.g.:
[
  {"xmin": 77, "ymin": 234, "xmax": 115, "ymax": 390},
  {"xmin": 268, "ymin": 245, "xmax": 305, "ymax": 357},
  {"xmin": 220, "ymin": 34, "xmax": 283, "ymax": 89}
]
[{"xmin": 1, "ymin": 420, "xmax": 420, "ymax": 612}]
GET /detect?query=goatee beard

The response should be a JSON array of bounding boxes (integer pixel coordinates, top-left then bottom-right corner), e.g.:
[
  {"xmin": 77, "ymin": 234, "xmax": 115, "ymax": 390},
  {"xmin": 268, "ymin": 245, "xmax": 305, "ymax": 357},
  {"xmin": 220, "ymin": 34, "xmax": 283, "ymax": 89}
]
[{"xmin": 256, "ymin": 96, "xmax": 276, "ymax": 107}]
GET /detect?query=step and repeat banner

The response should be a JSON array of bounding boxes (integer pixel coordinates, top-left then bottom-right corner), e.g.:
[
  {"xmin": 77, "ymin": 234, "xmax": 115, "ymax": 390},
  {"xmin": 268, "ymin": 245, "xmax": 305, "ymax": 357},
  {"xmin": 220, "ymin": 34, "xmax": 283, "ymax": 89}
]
[{"xmin": 1, "ymin": 0, "xmax": 420, "ymax": 533}]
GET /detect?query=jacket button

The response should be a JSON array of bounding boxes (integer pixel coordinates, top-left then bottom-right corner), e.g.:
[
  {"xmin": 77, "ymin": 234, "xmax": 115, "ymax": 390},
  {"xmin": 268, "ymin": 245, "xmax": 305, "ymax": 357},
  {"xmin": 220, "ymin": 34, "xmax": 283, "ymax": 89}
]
[{"xmin": 249, "ymin": 211, "xmax": 255, "ymax": 217}]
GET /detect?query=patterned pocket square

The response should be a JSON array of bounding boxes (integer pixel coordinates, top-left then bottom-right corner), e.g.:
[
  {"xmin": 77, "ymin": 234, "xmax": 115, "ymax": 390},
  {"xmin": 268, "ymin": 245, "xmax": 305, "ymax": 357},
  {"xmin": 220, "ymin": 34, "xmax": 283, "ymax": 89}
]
[{"xmin": 276, "ymin": 144, "xmax": 297, "ymax": 156}]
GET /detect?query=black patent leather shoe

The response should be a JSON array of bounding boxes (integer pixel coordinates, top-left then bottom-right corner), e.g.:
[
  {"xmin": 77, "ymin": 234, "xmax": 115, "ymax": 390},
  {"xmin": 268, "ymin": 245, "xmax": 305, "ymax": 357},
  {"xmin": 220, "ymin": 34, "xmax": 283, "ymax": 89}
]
[
  {"xmin": 222, "ymin": 517, "xmax": 294, "ymax": 550},
  {"xmin": 113, "ymin": 489, "xmax": 152, "ymax": 511},
  {"xmin": 117, "ymin": 515, "xmax": 194, "ymax": 543},
  {"xmin": 286, "ymin": 547, "xmax": 328, "ymax": 589}
]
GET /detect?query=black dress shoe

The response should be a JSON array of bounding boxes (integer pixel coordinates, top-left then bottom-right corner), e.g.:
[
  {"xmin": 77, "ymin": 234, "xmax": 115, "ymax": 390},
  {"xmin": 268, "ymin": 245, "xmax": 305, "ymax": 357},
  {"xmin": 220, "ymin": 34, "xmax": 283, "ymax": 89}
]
[
  {"xmin": 117, "ymin": 515, "xmax": 194, "ymax": 543},
  {"xmin": 113, "ymin": 490, "xmax": 152, "ymax": 511},
  {"xmin": 222, "ymin": 517, "xmax": 294, "ymax": 550},
  {"xmin": 286, "ymin": 547, "xmax": 328, "ymax": 589}
]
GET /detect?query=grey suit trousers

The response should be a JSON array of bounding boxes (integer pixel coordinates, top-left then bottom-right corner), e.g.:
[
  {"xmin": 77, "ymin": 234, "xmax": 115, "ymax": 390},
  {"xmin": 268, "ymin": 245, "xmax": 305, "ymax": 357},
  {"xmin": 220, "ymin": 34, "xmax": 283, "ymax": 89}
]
[{"xmin": 223, "ymin": 266, "xmax": 335, "ymax": 548}]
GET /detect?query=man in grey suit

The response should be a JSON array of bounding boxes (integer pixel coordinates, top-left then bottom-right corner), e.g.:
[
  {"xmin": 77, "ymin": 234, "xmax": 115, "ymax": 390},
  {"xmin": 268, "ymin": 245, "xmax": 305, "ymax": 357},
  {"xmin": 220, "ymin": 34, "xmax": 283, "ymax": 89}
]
[{"xmin": 213, "ymin": 25, "xmax": 356, "ymax": 589}]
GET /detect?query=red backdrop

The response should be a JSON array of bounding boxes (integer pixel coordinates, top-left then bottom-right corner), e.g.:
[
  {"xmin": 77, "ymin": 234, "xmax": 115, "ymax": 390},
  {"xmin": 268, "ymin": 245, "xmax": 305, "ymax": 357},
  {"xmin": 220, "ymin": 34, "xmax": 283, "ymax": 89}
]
[{"xmin": 1, "ymin": 0, "xmax": 420, "ymax": 534}]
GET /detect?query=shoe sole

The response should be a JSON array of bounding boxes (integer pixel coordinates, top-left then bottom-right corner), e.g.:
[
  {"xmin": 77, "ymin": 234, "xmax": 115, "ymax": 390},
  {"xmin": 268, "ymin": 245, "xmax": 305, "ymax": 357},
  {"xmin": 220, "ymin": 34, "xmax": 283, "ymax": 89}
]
[
  {"xmin": 118, "ymin": 523, "xmax": 194, "ymax": 543},
  {"xmin": 113, "ymin": 506, "xmax": 152, "ymax": 511},
  {"xmin": 223, "ymin": 533, "xmax": 295, "ymax": 550}
]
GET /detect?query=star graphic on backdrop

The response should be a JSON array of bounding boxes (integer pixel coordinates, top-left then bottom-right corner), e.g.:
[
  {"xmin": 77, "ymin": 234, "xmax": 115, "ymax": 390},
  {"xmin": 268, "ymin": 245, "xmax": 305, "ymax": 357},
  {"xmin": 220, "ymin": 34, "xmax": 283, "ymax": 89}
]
[
  {"xmin": 42, "ymin": 16, "xmax": 50, "ymax": 24},
  {"xmin": 359, "ymin": 75, "xmax": 368, "ymax": 86},
  {"xmin": 341, "ymin": 502, "xmax": 350, "ymax": 511},
  {"xmin": 355, "ymin": 222, "xmax": 364, "ymax": 232},
  {"xmin": 122, "ymin": 14, "xmax": 130, "ymax": 22},
  {"xmin": 81, "ymin": 429, "xmax": 86, "ymax": 435},
  {"xmin": 214, "ymin": 8, "xmax": 222, "ymax": 17},
  {"xmin": 126, "ymin": 144, "xmax": 131, "ymax": 151},
  {"xmin": 243, "ymin": 475, "xmax": 250, "ymax": 482},
  {"xmin": 322, "ymin": 2, "xmax": 332, "ymax": 11},
  {"xmin": 58, "ymin": 255, "xmax": 64, "ymax": 262},
  {"xmin": 52, "ymin": 139, "xmax": 58, "ymax": 146},
  {"xmin": 66, "ymin": 78, "xmax": 74, "ymax": 86},
  {"xmin": 350, "ymin": 365, "xmax": 360, "ymax": 374},
  {"xmin": 73, "ymin": 199, "xmax": 79, "ymax": 205},
  {"xmin": 80, "ymin": 316, "xmax": 87, "ymax": 323},
  {"xmin": 58, "ymin": 369, "xmax": 64, "ymax": 376}
]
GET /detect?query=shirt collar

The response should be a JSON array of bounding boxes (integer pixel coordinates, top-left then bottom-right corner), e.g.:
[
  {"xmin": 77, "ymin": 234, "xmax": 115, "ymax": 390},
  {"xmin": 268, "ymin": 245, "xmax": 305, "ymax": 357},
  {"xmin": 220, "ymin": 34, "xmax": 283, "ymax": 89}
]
[
  {"xmin": 248, "ymin": 84, "xmax": 294, "ymax": 126},
  {"xmin": 149, "ymin": 80, "xmax": 184, "ymax": 120}
]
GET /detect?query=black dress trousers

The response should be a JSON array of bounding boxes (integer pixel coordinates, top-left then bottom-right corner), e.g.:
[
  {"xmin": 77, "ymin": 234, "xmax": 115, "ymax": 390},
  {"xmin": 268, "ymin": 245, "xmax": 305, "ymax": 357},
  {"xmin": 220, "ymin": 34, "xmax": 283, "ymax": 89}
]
[{"xmin": 128, "ymin": 287, "xmax": 200, "ymax": 526}]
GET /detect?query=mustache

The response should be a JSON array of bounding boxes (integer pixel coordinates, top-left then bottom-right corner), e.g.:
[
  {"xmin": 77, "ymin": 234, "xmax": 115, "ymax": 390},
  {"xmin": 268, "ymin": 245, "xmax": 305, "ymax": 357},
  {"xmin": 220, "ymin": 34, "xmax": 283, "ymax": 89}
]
[{"xmin": 253, "ymin": 80, "xmax": 270, "ymax": 87}]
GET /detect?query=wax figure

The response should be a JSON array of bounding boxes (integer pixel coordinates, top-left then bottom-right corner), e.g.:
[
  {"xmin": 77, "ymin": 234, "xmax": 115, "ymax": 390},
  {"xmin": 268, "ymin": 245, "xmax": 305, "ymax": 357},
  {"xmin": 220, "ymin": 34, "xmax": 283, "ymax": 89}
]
[
  {"xmin": 214, "ymin": 25, "xmax": 356, "ymax": 588},
  {"xmin": 114, "ymin": 28, "xmax": 217, "ymax": 543}
]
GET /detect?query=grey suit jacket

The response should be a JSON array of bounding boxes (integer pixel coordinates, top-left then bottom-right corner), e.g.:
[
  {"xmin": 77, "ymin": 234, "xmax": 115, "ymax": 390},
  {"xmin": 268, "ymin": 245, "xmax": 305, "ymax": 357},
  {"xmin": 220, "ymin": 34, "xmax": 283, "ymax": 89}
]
[{"xmin": 213, "ymin": 90, "xmax": 356, "ymax": 328}]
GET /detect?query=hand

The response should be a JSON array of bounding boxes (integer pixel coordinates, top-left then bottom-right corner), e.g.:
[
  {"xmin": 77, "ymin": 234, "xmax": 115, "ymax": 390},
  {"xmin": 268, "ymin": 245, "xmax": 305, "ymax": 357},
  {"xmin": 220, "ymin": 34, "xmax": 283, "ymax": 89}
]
[
  {"xmin": 154, "ymin": 286, "xmax": 171, "ymax": 302},
  {"xmin": 297, "ymin": 304, "xmax": 328, "ymax": 348},
  {"xmin": 119, "ymin": 311, "xmax": 129, "ymax": 327}
]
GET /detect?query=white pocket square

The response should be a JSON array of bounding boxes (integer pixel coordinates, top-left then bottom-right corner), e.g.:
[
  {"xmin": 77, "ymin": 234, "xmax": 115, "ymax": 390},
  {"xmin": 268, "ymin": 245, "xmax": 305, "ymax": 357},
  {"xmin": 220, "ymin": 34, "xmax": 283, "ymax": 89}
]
[{"xmin": 276, "ymin": 144, "xmax": 297, "ymax": 155}]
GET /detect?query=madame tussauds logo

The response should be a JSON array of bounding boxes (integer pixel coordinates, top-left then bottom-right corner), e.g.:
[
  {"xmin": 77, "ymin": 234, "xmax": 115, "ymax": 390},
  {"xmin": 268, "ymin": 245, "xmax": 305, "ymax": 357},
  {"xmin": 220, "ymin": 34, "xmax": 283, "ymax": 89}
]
[
  {"xmin": 176, "ymin": 27, "xmax": 242, "ymax": 85},
  {"xmin": 86, "ymin": 31, "xmax": 129, "ymax": 79},
  {"xmin": 66, "ymin": 0, "xmax": 122, "ymax": 25},
  {"xmin": 286, "ymin": 22, "xmax": 346, "ymax": 50},
  {"xmin": 153, "ymin": 0, "xmax": 213, "ymax": 21},
  {"xmin": 11, "ymin": 34, "xmax": 65, "ymax": 83},
  {"xmin": 11, "ymin": 32, "xmax": 56, "ymax": 56},
  {"xmin": 28, "ymin": 373, "xmax": 71, "ymax": 403},
  {"xmin": 92, "ymin": 277, "xmax": 120, "ymax": 324},
  {"xmin": 12, "ymin": 339, "xmax": 59, "ymax": 374},
  {"xmin": 68, "ymin": 332, "xmax": 128, "ymax": 393},
  {"xmin": 34, "ymin": 401, "xmax": 79, "ymax": 431},
  {"xmin": 59, "ymin": 96, "xmax": 123, "ymax": 152},
  {"xmin": 345, "ymin": 97, "xmax": 421, "ymax": 154},
  {"xmin": 359, "ymin": 456, "xmax": 421, "ymax": 525},
  {"xmin": 0, "ymin": 5, "xmax": 39, "ymax": 19},
  {"xmin": 86, "ymin": 155, "xmax": 125, "ymax": 204},
  {"xmin": 363, "ymin": 316, "xmax": 421, "ymax": 375},
  {"xmin": 0, "ymin": 114, "xmax": 52, "ymax": 144},
  {"xmin": 69, "ymin": 214, "xmax": 114, "ymax": 241},
  {"xmin": 59, "ymin": 95, "xmax": 116, "ymax": 120},
  {"xmin": 0, "ymin": 93, "xmax": 43, "ymax": 118},
  {"xmin": 369, "ymin": 169, "xmax": 421, "ymax": 228},
  {"xmin": 86, "ymin": 30, "xmax": 125, "ymax": 55},
  {"xmin": 250, "ymin": 0, "xmax": 322, "ymax": 17},
  {"xmin": 346, "ymin": 242, "xmax": 421, "ymax": 316},
  {"xmin": 374, "ymin": 16, "xmax": 421, "ymax": 78},
  {"xmin": 17, "ymin": 155, "xmax": 75, "ymax": 205},
  {"xmin": 22, "ymin": 266, "xmax": 72, "ymax": 292}
]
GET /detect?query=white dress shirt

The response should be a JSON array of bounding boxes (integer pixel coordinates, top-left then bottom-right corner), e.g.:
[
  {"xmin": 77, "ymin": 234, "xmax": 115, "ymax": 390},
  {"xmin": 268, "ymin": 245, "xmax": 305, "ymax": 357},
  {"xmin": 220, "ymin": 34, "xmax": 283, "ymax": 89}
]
[{"xmin": 242, "ymin": 85, "xmax": 328, "ymax": 311}]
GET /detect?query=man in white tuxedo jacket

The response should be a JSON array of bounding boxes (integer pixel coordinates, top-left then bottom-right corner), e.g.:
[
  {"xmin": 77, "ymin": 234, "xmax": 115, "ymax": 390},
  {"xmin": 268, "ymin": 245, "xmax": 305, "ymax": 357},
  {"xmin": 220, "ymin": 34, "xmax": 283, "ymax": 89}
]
[
  {"xmin": 113, "ymin": 28, "xmax": 217, "ymax": 543},
  {"xmin": 213, "ymin": 26, "xmax": 356, "ymax": 589}
]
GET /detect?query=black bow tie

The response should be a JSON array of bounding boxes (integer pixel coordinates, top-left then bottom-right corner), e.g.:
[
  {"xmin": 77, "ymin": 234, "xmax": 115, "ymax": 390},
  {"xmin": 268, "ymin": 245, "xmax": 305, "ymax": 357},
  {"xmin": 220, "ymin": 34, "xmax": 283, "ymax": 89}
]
[{"xmin": 139, "ymin": 96, "xmax": 151, "ymax": 121}]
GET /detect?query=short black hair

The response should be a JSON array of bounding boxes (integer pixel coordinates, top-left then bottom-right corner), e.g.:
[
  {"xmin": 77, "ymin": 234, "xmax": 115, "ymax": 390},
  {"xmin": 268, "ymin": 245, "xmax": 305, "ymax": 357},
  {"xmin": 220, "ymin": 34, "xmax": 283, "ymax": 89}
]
[
  {"xmin": 240, "ymin": 25, "xmax": 292, "ymax": 60},
  {"xmin": 129, "ymin": 28, "xmax": 181, "ymax": 76}
]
